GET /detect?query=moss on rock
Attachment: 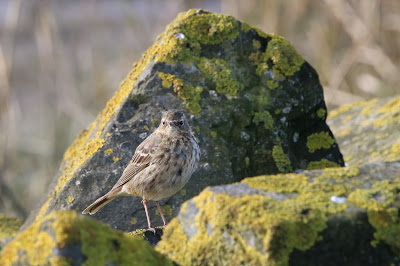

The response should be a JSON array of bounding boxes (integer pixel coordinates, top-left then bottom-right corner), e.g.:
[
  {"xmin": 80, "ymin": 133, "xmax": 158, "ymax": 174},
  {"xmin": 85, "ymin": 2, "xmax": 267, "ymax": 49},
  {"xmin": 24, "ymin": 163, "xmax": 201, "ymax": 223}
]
[
  {"xmin": 0, "ymin": 210, "xmax": 171, "ymax": 265},
  {"xmin": 157, "ymin": 161, "xmax": 400, "ymax": 265}
]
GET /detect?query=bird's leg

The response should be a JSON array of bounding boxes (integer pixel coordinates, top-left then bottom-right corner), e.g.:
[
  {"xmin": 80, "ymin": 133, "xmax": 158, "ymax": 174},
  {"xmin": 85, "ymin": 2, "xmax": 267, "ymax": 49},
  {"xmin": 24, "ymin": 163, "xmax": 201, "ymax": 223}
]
[
  {"xmin": 142, "ymin": 199, "xmax": 154, "ymax": 232},
  {"xmin": 155, "ymin": 201, "xmax": 168, "ymax": 226}
]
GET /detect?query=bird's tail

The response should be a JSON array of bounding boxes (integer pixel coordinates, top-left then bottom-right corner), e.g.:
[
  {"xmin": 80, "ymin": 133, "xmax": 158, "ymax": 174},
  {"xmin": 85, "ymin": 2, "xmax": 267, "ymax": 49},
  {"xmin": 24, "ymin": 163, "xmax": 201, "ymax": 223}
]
[{"xmin": 82, "ymin": 188, "xmax": 121, "ymax": 215}]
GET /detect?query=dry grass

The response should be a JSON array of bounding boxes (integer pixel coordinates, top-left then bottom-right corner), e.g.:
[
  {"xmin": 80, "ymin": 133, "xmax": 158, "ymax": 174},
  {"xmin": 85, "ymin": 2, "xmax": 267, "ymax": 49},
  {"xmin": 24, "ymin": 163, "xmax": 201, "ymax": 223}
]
[{"xmin": 0, "ymin": 0, "xmax": 399, "ymax": 218}]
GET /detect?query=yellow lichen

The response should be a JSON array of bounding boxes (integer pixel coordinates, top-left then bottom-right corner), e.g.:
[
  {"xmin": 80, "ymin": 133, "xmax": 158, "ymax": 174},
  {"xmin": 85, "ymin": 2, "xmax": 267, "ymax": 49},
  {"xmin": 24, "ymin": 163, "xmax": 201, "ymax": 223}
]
[
  {"xmin": 66, "ymin": 196, "xmax": 75, "ymax": 205},
  {"xmin": 112, "ymin": 157, "xmax": 120, "ymax": 162},
  {"xmin": 158, "ymin": 175, "xmax": 348, "ymax": 266},
  {"xmin": 1, "ymin": 211, "xmax": 172, "ymax": 265},
  {"xmin": 210, "ymin": 131, "xmax": 217, "ymax": 138},
  {"xmin": 104, "ymin": 148, "xmax": 113, "ymax": 155},
  {"xmin": 131, "ymin": 217, "xmax": 137, "ymax": 225}
]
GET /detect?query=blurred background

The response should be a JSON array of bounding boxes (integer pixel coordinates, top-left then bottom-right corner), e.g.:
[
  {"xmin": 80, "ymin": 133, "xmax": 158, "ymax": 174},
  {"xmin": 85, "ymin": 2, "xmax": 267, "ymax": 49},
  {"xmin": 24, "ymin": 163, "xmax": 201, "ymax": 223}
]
[{"xmin": 0, "ymin": 0, "xmax": 399, "ymax": 219}]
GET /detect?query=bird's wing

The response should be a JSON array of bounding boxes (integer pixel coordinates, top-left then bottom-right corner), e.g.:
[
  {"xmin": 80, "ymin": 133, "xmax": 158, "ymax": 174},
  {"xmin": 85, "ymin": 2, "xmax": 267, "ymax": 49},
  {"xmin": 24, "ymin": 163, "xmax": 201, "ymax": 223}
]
[{"xmin": 111, "ymin": 132, "xmax": 160, "ymax": 190}]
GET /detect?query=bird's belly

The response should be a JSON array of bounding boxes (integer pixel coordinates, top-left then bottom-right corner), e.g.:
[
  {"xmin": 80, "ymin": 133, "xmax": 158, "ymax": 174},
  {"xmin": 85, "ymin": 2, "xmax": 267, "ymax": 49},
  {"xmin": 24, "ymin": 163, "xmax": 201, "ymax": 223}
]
[{"xmin": 130, "ymin": 162, "xmax": 192, "ymax": 201}]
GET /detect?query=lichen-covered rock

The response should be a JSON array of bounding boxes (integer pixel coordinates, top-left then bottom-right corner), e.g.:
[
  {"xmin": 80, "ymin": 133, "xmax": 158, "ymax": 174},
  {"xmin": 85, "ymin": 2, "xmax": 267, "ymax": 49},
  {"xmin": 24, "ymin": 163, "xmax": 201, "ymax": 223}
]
[
  {"xmin": 328, "ymin": 96, "xmax": 400, "ymax": 165},
  {"xmin": 0, "ymin": 214, "xmax": 23, "ymax": 252},
  {"xmin": 126, "ymin": 228, "xmax": 164, "ymax": 247},
  {"xmin": 156, "ymin": 161, "xmax": 400, "ymax": 265},
  {"xmin": 23, "ymin": 9, "xmax": 343, "ymax": 232},
  {"xmin": 0, "ymin": 210, "xmax": 172, "ymax": 265}
]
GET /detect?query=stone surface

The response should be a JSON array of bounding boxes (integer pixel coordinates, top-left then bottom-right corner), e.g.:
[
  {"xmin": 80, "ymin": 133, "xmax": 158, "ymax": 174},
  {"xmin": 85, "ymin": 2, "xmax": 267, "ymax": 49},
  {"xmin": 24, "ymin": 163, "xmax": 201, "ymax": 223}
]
[
  {"xmin": 328, "ymin": 96, "xmax": 400, "ymax": 166},
  {"xmin": 0, "ymin": 210, "xmax": 172, "ymax": 265},
  {"xmin": 23, "ymin": 9, "xmax": 343, "ymax": 232},
  {"xmin": 0, "ymin": 214, "xmax": 23, "ymax": 253},
  {"xmin": 156, "ymin": 161, "xmax": 400, "ymax": 265}
]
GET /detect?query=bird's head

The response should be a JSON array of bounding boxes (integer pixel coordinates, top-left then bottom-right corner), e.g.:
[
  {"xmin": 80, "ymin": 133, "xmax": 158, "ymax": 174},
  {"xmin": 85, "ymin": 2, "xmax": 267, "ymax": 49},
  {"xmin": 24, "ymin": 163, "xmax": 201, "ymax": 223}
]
[{"xmin": 160, "ymin": 109, "xmax": 190, "ymax": 135}]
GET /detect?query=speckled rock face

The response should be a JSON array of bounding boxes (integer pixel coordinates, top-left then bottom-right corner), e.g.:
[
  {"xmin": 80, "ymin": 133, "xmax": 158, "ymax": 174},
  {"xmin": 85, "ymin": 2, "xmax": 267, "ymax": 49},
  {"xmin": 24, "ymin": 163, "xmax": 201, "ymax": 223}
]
[
  {"xmin": 0, "ymin": 210, "xmax": 172, "ymax": 265},
  {"xmin": 157, "ymin": 161, "xmax": 400, "ymax": 266},
  {"xmin": 328, "ymin": 96, "xmax": 400, "ymax": 165},
  {"xmin": 22, "ymin": 9, "xmax": 343, "ymax": 232}
]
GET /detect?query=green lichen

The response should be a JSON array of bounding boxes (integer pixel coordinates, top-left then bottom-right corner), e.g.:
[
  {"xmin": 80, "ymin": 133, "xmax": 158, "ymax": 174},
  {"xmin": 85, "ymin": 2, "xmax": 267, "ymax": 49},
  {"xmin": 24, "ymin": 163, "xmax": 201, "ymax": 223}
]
[
  {"xmin": 158, "ymin": 171, "xmax": 348, "ymax": 265},
  {"xmin": 150, "ymin": 9, "xmax": 239, "ymax": 63},
  {"xmin": 307, "ymin": 159, "xmax": 340, "ymax": 170},
  {"xmin": 264, "ymin": 34, "xmax": 304, "ymax": 77},
  {"xmin": 158, "ymin": 72, "xmax": 203, "ymax": 115},
  {"xmin": 307, "ymin": 132, "xmax": 336, "ymax": 153},
  {"xmin": 0, "ymin": 214, "xmax": 24, "ymax": 238},
  {"xmin": 198, "ymin": 58, "xmax": 243, "ymax": 95},
  {"xmin": 266, "ymin": 80, "xmax": 279, "ymax": 90},
  {"xmin": 272, "ymin": 145, "xmax": 293, "ymax": 173},
  {"xmin": 253, "ymin": 111, "xmax": 274, "ymax": 130},
  {"xmin": 316, "ymin": 108, "xmax": 326, "ymax": 118},
  {"xmin": 0, "ymin": 211, "xmax": 172, "ymax": 265}
]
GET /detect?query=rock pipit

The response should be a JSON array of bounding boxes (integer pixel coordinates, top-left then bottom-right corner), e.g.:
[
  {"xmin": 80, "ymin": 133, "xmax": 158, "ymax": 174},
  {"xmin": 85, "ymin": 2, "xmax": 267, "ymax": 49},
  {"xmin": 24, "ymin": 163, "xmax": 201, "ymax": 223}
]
[{"xmin": 82, "ymin": 110, "xmax": 200, "ymax": 229}]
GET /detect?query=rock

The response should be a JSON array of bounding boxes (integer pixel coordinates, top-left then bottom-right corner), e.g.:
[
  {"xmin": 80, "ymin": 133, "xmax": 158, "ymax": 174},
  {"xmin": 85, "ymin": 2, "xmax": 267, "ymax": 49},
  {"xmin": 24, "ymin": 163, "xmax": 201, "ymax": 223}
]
[
  {"xmin": 0, "ymin": 214, "xmax": 24, "ymax": 252},
  {"xmin": 328, "ymin": 96, "xmax": 400, "ymax": 165},
  {"xmin": 156, "ymin": 161, "xmax": 400, "ymax": 265},
  {"xmin": 126, "ymin": 228, "xmax": 164, "ymax": 247},
  {"xmin": 23, "ymin": 9, "xmax": 343, "ymax": 232},
  {"xmin": 0, "ymin": 210, "xmax": 172, "ymax": 265}
]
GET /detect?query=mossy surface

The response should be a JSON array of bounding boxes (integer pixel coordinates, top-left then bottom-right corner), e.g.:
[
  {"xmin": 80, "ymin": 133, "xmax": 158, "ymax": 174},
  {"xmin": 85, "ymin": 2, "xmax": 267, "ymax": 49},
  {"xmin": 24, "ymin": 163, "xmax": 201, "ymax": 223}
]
[
  {"xmin": 0, "ymin": 210, "xmax": 172, "ymax": 265},
  {"xmin": 157, "ymin": 161, "xmax": 400, "ymax": 265},
  {"xmin": 328, "ymin": 96, "xmax": 400, "ymax": 165}
]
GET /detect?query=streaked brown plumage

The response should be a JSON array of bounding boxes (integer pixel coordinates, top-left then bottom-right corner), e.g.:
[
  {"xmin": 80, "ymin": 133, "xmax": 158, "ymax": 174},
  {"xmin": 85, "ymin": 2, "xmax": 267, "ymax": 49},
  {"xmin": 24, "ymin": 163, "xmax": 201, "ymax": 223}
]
[{"xmin": 82, "ymin": 110, "xmax": 200, "ymax": 229}]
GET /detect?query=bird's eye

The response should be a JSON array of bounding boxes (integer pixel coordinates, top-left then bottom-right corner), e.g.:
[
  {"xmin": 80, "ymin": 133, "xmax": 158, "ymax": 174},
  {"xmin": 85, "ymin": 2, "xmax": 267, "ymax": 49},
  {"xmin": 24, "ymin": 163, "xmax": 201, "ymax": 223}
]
[
  {"xmin": 179, "ymin": 121, "xmax": 184, "ymax": 126},
  {"xmin": 162, "ymin": 121, "xmax": 166, "ymax": 126}
]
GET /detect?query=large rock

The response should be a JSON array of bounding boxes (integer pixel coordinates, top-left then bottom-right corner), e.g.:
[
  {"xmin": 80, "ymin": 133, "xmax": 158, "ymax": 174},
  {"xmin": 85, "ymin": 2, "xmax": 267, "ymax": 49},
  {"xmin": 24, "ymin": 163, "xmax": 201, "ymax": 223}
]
[
  {"xmin": 328, "ymin": 96, "xmax": 400, "ymax": 165},
  {"xmin": 0, "ymin": 210, "xmax": 172, "ymax": 265},
  {"xmin": 156, "ymin": 161, "xmax": 400, "ymax": 265},
  {"xmin": 23, "ymin": 9, "xmax": 343, "ymax": 232}
]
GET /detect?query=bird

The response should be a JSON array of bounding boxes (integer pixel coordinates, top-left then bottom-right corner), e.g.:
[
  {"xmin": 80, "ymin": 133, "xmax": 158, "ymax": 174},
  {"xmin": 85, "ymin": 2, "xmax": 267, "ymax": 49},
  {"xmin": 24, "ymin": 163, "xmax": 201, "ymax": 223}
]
[{"xmin": 82, "ymin": 109, "xmax": 200, "ymax": 230}]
